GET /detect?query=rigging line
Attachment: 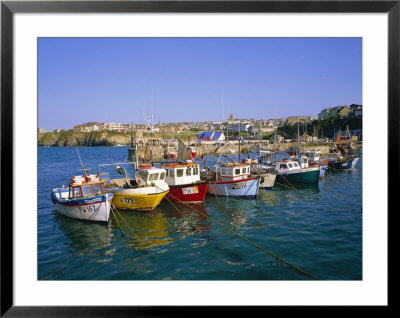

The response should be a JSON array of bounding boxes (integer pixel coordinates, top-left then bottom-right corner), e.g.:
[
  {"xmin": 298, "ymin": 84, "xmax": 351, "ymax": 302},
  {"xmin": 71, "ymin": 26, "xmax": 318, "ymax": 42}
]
[
  {"xmin": 111, "ymin": 203, "xmax": 180, "ymax": 280},
  {"xmin": 158, "ymin": 189, "xmax": 318, "ymax": 280},
  {"xmin": 163, "ymin": 195, "xmax": 198, "ymax": 231},
  {"xmin": 111, "ymin": 204, "xmax": 149, "ymax": 252},
  {"xmin": 110, "ymin": 206, "xmax": 126, "ymax": 237}
]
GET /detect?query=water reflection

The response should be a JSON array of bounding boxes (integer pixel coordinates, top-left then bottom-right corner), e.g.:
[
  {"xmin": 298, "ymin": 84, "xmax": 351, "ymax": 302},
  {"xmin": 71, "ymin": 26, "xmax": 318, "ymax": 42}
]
[
  {"xmin": 54, "ymin": 213, "xmax": 115, "ymax": 256},
  {"xmin": 257, "ymin": 189, "xmax": 277, "ymax": 206},
  {"xmin": 158, "ymin": 202, "xmax": 212, "ymax": 234},
  {"xmin": 274, "ymin": 183, "xmax": 320, "ymax": 193},
  {"xmin": 110, "ymin": 209, "xmax": 174, "ymax": 250}
]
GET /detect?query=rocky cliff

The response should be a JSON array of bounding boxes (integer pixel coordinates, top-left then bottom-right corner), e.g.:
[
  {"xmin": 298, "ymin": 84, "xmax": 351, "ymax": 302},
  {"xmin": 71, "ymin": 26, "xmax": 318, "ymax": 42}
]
[{"xmin": 38, "ymin": 131, "xmax": 131, "ymax": 147}]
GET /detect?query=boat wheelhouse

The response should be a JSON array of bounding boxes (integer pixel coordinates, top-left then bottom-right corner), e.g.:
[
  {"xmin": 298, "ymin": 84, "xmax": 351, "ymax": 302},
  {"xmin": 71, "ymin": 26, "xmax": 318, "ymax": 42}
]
[
  {"xmin": 103, "ymin": 163, "xmax": 169, "ymax": 212},
  {"xmin": 273, "ymin": 159, "xmax": 320, "ymax": 184},
  {"xmin": 160, "ymin": 162, "xmax": 208, "ymax": 203},
  {"xmin": 51, "ymin": 174, "xmax": 112, "ymax": 222},
  {"xmin": 204, "ymin": 162, "xmax": 260, "ymax": 198}
]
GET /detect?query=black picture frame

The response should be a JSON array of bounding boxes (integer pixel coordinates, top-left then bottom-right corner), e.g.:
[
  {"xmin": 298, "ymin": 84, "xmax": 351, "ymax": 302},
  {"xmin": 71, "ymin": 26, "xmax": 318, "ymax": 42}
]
[{"xmin": 1, "ymin": 1, "xmax": 395, "ymax": 316}]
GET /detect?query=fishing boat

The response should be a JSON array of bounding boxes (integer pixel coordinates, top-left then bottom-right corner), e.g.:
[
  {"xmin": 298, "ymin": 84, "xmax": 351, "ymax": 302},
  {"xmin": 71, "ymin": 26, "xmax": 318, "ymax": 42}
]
[
  {"xmin": 51, "ymin": 174, "xmax": 113, "ymax": 222},
  {"xmin": 273, "ymin": 158, "xmax": 321, "ymax": 185},
  {"xmin": 101, "ymin": 162, "xmax": 169, "ymax": 212},
  {"xmin": 296, "ymin": 150, "xmax": 328, "ymax": 178},
  {"xmin": 327, "ymin": 152, "xmax": 360, "ymax": 170},
  {"xmin": 201, "ymin": 162, "xmax": 260, "ymax": 198},
  {"xmin": 160, "ymin": 161, "xmax": 208, "ymax": 203},
  {"xmin": 163, "ymin": 151, "xmax": 177, "ymax": 160},
  {"xmin": 303, "ymin": 149, "xmax": 330, "ymax": 167},
  {"xmin": 242, "ymin": 158, "xmax": 276, "ymax": 189},
  {"xmin": 188, "ymin": 145, "xmax": 197, "ymax": 159}
]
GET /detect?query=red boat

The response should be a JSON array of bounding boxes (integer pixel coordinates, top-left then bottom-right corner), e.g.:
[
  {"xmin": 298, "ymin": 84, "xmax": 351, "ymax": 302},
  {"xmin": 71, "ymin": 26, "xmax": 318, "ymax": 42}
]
[
  {"xmin": 163, "ymin": 153, "xmax": 177, "ymax": 160},
  {"xmin": 188, "ymin": 146, "xmax": 197, "ymax": 159},
  {"xmin": 161, "ymin": 162, "xmax": 208, "ymax": 203}
]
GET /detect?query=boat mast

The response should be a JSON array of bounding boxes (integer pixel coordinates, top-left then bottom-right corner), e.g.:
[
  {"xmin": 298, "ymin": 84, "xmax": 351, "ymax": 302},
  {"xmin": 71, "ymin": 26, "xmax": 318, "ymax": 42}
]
[
  {"xmin": 76, "ymin": 147, "xmax": 89, "ymax": 176},
  {"xmin": 238, "ymin": 121, "xmax": 241, "ymax": 162}
]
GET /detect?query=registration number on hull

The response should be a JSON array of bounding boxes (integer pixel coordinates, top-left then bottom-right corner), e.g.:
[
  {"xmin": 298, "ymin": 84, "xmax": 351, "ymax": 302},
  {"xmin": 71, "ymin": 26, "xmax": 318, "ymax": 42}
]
[
  {"xmin": 230, "ymin": 182, "xmax": 247, "ymax": 190},
  {"xmin": 121, "ymin": 197, "xmax": 135, "ymax": 204},
  {"xmin": 79, "ymin": 205, "xmax": 95, "ymax": 213},
  {"xmin": 182, "ymin": 186, "xmax": 199, "ymax": 195}
]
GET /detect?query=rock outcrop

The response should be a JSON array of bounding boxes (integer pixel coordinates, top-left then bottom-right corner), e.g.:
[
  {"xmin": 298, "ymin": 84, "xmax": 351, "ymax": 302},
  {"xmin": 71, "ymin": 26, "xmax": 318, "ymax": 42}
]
[{"xmin": 38, "ymin": 131, "xmax": 130, "ymax": 147}]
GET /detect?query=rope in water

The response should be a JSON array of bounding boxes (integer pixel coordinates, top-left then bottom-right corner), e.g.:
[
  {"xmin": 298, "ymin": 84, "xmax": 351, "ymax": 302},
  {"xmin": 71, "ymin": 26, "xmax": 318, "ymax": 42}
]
[
  {"xmin": 110, "ymin": 202, "xmax": 179, "ymax": 279},
  {"xmin": 157, "ymin": 186, "xmax": 319, "ymax": 280}
]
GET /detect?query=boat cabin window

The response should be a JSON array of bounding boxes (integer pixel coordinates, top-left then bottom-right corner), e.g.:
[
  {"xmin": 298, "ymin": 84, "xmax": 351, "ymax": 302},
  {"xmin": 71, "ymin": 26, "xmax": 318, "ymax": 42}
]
[
  {"xmin": 138, "ymin": 171, "xmax": 148, "ymax": 181},
  {"xmin": 165, "ymin": 169, "xmax": 168, "ymax": 177},
  {"xmin": 235, "ymin": 168, "xmax": 241, "ymax": 175},
  {"xmin": 292, "ymin": 162, "xmax": 299, "ymax": 168},
  {"xmin": 92, "ymin": 184, "xmax": 102, "ymax": 195},
  {"xmin": 186, "ymin": 167, "xmax": 191, "ymax": 176},
  {"xmin": 73, "ymin": 187, "xmax": 82, "ymax": 198},
  {"xmin": 221, "ymin": 168, "xmax": 227, "ymax": 175},
  {"xmin": 169, "ymin": 169, "xmax": 174, "ymax": 177},
  {"xmin": 176, "ymin": 169, "xmax": 184, "ymax": 177},
  {"xmin": 159, "ymin": 172, "xmax": 165, "ymax": 180},
  {"xmin": 149, "ymin": 173, "xmax": 159, "ymax": 181},
  {"xmin": 288, "ymin": 163, "xmax": 293, "ymax": 168},
  {"xmin": 193, "ymin": 166, "xmax": 199, "ymax": 175},
  {"xmin": 280, "ymin": 164, "xmax": 287, "ymax": 169},
  {"xmin": 82, "ymin": 185, "xmax": 93, "ymax": 196}
]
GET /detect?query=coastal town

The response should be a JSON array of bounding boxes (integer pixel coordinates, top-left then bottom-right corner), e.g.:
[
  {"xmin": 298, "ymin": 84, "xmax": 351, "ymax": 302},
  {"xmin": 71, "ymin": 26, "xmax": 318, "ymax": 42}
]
[{"xmin": 38, "ymin": 104, "xmax": 362, "ymax": 153}]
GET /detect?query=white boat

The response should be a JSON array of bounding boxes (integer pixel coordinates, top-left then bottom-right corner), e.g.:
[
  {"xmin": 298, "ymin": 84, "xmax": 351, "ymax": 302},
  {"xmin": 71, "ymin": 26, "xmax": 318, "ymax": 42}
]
[
  {"xmin": 51, "ymin": 174, "xmax": 113, "ymax": 222},
  {"xmin": 202, "ymin": 162, "xmax": 260, "ymax": 198},
  {"xmin": 242, "ymin": 158, "xmax": 276, "ymax": 189}
]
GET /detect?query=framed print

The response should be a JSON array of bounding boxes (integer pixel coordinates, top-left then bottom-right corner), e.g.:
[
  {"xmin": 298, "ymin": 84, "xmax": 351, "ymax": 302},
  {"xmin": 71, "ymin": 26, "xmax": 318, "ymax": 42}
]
[{"xmin": 1, "ymin": 0, "xmax": 395, "ymax": 316}]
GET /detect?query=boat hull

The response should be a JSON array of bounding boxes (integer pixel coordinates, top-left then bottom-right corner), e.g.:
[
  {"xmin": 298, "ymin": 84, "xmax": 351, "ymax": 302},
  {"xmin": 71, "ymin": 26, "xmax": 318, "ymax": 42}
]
[
  {"xmin": 112, "ymin": 189, "xmax": 168, "ymax": 211},
  {"xmin": 51, "ymin": 189, "xmax": 111, "ymax": 222},
  {"xmin": 207, "ymin": 177, "xmax": 259, "ymax": 198},
  {"xmin": 328, "ymin": 159, "xmax": 354, "ymax": 170},
  {"xmin": 258, "ymin": 173, "xmax": 276, "ymax": 189},
  {"xmin": 275, "ymin": 169, "xmax": 320, "ymax": 184},
  {"xmin": 165, "ymin": 183, "xmax": 208, "ymax": 203},
  {"xmin": 351, "ymin": 157, "xmax": 360, "ymax": 167}
]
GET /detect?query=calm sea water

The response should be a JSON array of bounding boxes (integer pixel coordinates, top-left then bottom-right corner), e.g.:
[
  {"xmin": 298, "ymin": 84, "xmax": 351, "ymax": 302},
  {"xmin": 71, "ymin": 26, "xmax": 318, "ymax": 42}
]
[{"xmin": 38, "ymin": 146, "xmax": 362, "ymax": 280}]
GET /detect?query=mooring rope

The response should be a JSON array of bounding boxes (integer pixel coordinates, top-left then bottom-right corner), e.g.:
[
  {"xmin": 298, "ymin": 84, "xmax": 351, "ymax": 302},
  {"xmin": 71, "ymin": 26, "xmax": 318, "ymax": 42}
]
[
  {"xmin": 159, "ymin": 189, "xmax": 319, "ymax": 280},
  {"xmin": 110, "ymin": 203, "xmax": 180, "ymax": 280}
]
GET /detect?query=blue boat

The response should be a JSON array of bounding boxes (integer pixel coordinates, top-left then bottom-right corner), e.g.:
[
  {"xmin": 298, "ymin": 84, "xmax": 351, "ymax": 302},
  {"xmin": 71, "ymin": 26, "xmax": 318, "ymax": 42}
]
[{"xmin": 327, "ymin": 152, "xmax": 360, "ymax": 170}]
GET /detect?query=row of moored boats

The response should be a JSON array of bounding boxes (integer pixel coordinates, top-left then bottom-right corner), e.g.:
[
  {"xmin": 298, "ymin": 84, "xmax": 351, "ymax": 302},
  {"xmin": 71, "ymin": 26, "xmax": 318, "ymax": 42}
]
[{"xmin": 51, "ymin": 145, "xmax": 360, "ymax": 223}]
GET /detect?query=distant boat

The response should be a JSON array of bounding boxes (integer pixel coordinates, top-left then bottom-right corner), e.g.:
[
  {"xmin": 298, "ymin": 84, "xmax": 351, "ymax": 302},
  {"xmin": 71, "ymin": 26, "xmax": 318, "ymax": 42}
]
[
  {"xmin": 188, "ymin": 145, "xmax": 197, "ymax": 159},
  {"xmin": 327, "ymin": 150, "xmax": 360, "ymax": 170},
  {"xmin": 164, "ymin": 147, "xmax": 177, "ymax": 160},
  {"xmin": 51, "ymin": 174, "xmax": 113, "ymax": 222},
  {"xmin": 161, "ymin": 161, "xmax": 208, "ymax": 203},
  {"xmin": 103, "ymin": 163, "xmax": 169, "ymax": 212}
]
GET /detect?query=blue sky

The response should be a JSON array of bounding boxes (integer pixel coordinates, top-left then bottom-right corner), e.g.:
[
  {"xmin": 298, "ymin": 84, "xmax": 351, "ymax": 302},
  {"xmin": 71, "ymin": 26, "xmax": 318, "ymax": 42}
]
[{"xmin": 38, "ymin": 37, "xmax": 362, "ymax": 131}]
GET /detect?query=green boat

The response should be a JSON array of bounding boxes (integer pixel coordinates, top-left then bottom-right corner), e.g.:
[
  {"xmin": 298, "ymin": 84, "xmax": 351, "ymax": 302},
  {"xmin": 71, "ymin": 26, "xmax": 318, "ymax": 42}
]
[{"xmin": 273, "ymin": 159, "xmax": 320, "ymax": 184}]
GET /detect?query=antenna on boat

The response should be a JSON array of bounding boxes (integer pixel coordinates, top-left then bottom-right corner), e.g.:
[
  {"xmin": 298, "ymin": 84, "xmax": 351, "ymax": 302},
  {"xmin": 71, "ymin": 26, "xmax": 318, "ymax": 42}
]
[{"xmin": 76, "ymin": 147, "xmax": 90, "ymax": 176}]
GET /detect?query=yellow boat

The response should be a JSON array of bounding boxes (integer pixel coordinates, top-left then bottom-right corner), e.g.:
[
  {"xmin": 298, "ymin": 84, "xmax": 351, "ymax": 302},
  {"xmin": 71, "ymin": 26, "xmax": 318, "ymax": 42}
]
[
  {"xmin": 112, "ymin": 190, "xmax": 168, "ymax": 211},
  {"xmin": 105, "ymin": 164, "xmax": 169, "ymax": 212}
]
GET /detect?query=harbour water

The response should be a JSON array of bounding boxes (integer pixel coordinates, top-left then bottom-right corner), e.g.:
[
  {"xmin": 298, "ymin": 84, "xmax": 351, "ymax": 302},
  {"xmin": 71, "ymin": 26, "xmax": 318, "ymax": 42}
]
[{"xmin": 38, "ymin": 146, "xmax": 362, "ymax": 280}]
